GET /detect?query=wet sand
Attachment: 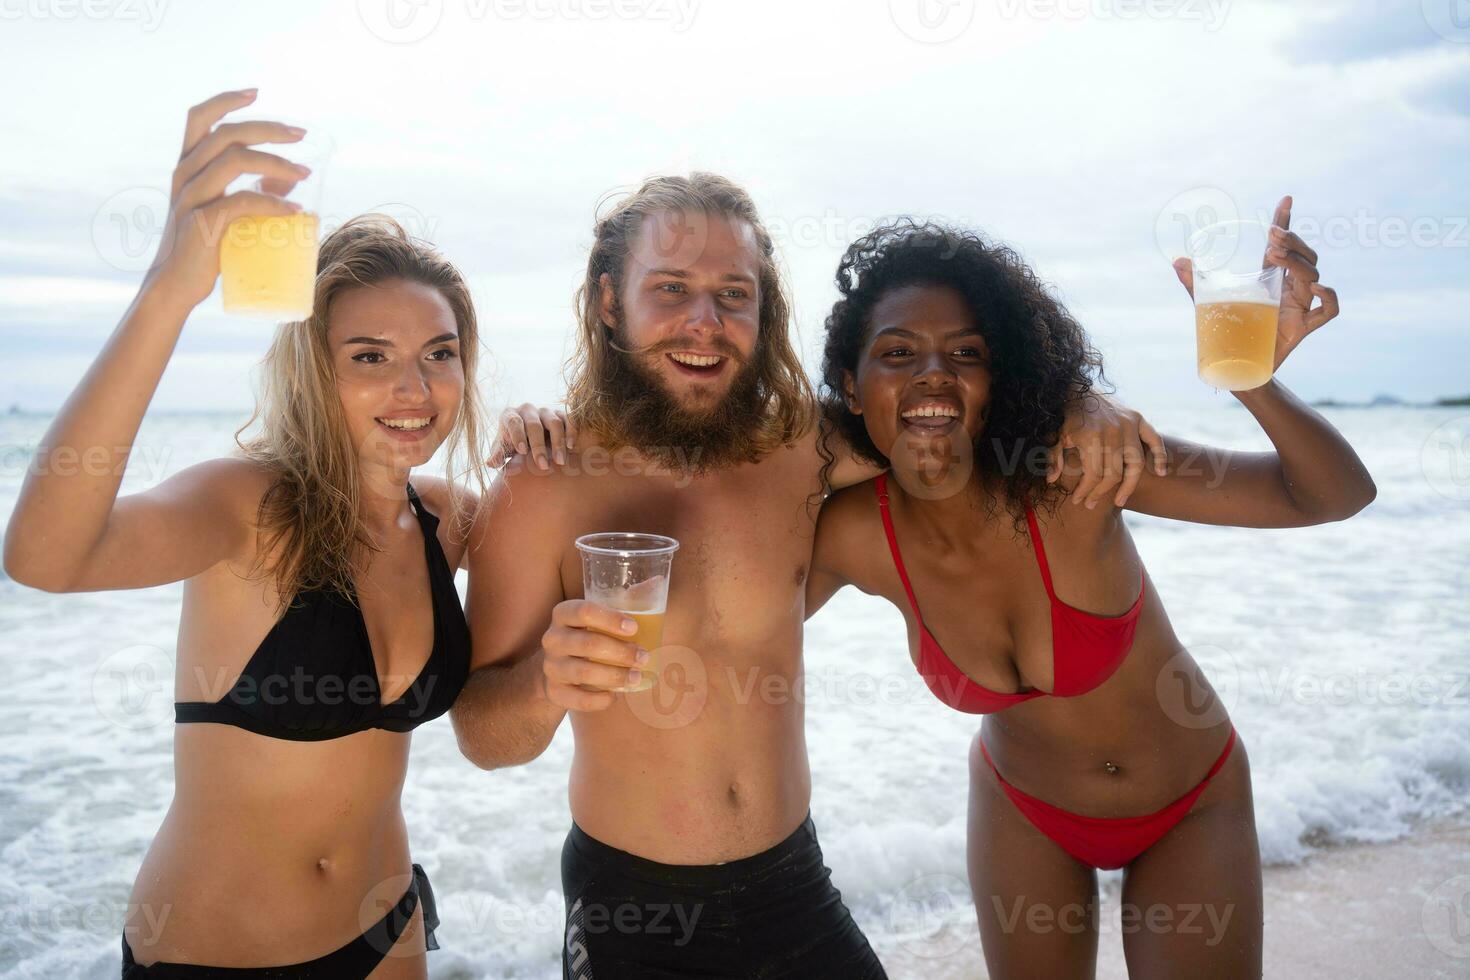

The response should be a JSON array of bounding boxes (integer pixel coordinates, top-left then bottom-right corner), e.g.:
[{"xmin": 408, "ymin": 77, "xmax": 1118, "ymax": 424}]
[{"xmin": 877, "ymin": 819, "xmax": 1470, "ymax": 979}]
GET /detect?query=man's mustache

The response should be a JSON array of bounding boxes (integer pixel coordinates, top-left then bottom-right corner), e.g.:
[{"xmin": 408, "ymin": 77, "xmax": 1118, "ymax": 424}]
[{"xmin": 612, "ymin": 335, "xmax": 747, "ymax": 364}]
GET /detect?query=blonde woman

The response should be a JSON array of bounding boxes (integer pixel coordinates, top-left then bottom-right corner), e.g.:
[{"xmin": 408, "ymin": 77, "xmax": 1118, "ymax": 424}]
[{"xmin": 4, "ymin": 91, "xmax": 491, "ymax": 977}]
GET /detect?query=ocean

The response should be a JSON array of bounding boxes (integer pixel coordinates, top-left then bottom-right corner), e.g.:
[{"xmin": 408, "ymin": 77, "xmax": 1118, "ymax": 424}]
[{"xmin": 1, "ymin": 405, "xmax": 1467, "ymax": 978}]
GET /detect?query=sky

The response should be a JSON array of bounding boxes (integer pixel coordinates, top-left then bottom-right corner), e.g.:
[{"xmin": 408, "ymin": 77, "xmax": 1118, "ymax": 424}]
[{"xmin": 0, "ymin": 0, "xmax": 1466, "ymax": 415}]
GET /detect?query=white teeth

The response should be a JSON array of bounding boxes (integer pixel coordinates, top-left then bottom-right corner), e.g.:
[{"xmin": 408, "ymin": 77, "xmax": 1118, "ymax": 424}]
[
  {"xmin": 901, "ymin": 406, "xmax": 960, "ymax": 419},
  {"xmin": 378, "ymin": 417, "xmax": 431, "ymax": 430},
  {"xmin": 669, "ymin": 352, "xmax": 722, "ymax": 367}
]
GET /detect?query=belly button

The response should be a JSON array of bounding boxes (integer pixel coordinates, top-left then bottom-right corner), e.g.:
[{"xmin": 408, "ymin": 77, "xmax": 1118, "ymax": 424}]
[
  {"xmin": 317, "ymin": 857, "xmax": 331, "ymax": 872},
  {"xmin": 1103, "ymin": 761, "xmax": 1120, "ymax": 775}
]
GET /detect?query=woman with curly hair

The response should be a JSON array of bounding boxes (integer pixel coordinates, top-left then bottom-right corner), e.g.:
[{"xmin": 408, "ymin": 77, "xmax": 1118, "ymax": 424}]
[{"xmin": 806, "ymin": 202, "xmax": 1374, "ymax": 977}]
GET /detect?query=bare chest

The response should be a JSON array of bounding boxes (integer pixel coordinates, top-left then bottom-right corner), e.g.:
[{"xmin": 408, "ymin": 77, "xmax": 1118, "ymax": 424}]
[{"xmin": 556, "ymin": 467, "xmax": 817, "ymax": 659}]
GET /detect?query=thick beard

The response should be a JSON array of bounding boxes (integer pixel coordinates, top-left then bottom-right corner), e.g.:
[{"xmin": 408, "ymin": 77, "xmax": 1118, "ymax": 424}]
[{"xmin": 598, "ymin": 342, "xmax": 768, "ymax": 475}]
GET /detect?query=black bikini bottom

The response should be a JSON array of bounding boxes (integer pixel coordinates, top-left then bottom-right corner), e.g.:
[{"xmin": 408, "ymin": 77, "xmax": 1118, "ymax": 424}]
[{"xmin": 121, "ymin": 862, "xmax": 439, "ymax": 979}]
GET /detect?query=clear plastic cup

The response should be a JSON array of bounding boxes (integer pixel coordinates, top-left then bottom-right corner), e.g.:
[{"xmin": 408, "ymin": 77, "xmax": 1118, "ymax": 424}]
[
  {"xmin": 574, "ymin": 533, "xmax": 678, "ymax": 693},
  {"xmin": 218, "ymin": 125, "xmax": 333, "ymax": 320},
  {"xmin": 1186, "ymin": 219, "xmax": 1282, "ymax": 391}
]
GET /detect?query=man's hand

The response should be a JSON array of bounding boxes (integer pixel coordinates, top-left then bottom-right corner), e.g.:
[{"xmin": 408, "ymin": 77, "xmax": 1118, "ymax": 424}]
[
  {"xmin": 1048, "ymin": 392, "xmax": 1167, "ymax": 509},
  {"xmin": 541, "ymin": 599, "xmax": 650, "ymax": 711},
  {"xmin": 494, "ymin": 403, "xmax": 576, "ymax": 471}
]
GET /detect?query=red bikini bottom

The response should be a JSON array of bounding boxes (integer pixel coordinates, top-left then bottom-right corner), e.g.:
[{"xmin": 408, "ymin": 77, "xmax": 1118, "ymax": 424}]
[{"xmin": 978, "ymin": 727, "xmax": 1238, "ymax": 871}]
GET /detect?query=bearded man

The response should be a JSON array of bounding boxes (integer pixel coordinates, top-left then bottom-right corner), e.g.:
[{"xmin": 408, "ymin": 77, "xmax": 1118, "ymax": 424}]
[{"xmin": 451, "ymin": 173, "xmax": 1159, "ymax": 979}]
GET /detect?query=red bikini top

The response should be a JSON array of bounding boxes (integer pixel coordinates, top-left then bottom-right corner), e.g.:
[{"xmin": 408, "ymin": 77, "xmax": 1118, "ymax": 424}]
[{"xmin": 874, "ymin": 473, "xmax": 1144, "ymax": 714}]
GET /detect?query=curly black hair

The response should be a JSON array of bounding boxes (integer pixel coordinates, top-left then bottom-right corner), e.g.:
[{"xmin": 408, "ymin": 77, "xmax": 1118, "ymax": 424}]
[{"xmin": 818, "ymin": 219, "xmax": 1106, "ymax": 524}]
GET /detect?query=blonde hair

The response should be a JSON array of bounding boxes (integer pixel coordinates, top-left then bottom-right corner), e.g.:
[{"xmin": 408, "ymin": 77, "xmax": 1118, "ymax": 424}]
[
  {"xmin": 236, "ymin": 214, "xmax": 489, "ymax": 602},
  {"xmin": 565, "ymin": 173, "xmax": 814, "ymax": 452}
]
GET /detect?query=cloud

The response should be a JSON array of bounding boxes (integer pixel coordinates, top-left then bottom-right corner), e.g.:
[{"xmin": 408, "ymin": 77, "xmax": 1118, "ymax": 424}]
[{"xmin": 1284, "ymin": 0, "xmax": 1462, "ymax": 62}]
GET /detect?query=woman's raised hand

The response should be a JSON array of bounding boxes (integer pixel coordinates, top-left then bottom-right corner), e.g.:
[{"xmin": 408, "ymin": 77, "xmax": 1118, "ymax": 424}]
[
  {"xmin": 1172, "ymin": 195, "xmax": 1340, "ymax": 372},
  {"xmin": 144, "ymin": 89, "xmax": 310, "ymax": 309}
]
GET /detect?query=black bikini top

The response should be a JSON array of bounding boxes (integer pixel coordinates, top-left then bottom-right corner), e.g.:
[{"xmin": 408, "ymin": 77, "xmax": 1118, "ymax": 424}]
[{"xmin": 174, "ymin": 484, "xmax": 470, "ymax": 741}]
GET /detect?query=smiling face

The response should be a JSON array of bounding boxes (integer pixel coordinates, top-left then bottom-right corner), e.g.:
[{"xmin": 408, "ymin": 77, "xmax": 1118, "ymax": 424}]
[
  {"xmin": 327, "ymin": 277, "xmax": 464, "ymax": 477},
  {"xmin": 600, "ymin": 210, "xmax": 762, "ymax": 417},
  {"xmin": 846, "ymin": 283, "xmax": 991, "ymax": 467}
]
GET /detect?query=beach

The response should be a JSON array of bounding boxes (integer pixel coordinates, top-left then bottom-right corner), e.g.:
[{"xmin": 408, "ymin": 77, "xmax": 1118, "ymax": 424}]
[
  {"xmin": 1, "ymin": 403, "xmax": 1467, "ymax": 978},
  {"xmin": 881, "ymin": 818, "xmax": 1470, "ymax": 979}
]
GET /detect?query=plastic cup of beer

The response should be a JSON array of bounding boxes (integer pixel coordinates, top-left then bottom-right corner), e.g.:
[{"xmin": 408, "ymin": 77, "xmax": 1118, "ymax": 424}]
[
  {"xmin": 218, "ymin": 127, "xmax": 332, "ymax": 320},
  {"xmin": 1185, "ymin": 219, "xmax": 1283, "ymax": 391},
  {"xmin": 575, "ymin": 533, "xmax": 679, "ymax": 693}
]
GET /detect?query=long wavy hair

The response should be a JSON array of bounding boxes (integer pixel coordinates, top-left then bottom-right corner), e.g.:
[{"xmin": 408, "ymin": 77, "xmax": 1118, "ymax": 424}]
[
  {"xmin": 564, "ymin": 173, "xmax": 813, "ymax": 453},
  {"xmin": 236, "ymin": 215, "xmax": 490, "ymax": 603},
  {"xmin": 818, "ymin": 219, "xmax": 1105, "ymax": 526}
]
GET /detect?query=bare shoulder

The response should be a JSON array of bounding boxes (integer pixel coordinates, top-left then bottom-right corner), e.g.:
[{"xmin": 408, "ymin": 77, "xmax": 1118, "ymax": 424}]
[
  {"xmin": 407, "ymin": 473, "xmax": 481, "ymax": 525},
  {"xmin": 493, "ymin": 455, "xmax": 590, "ymax": 510},
  {"xmin": 814, "ymin": 477, "xmax": 887, "ymax": 572},
  {"xmin": 173, "ymin": 456, "xmax": 279, "ymax": 522},
  {"xmin": 468, "ymin": 456, "xmax": 589, "ymax": 553},
  {"xmin": 820, "ymin": 478, "xmax": 883, "ymax": 531}
]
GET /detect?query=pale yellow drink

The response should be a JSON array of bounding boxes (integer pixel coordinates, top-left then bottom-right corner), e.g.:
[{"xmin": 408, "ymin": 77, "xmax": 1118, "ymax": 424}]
[
  {"xmin": 575, "ymin": 532, "xmax": 678, "ymax": 696},
  {"xmin": 591, "ymin": 609, "xmax": 664, "ymax": 692},
  {"xmin": 1195, "ymin": 299, "xmax": 1278, "ymax": 391},
  {"xmin": 219, "ymin": 212, "xmax": 320, "ymax": 319}
]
